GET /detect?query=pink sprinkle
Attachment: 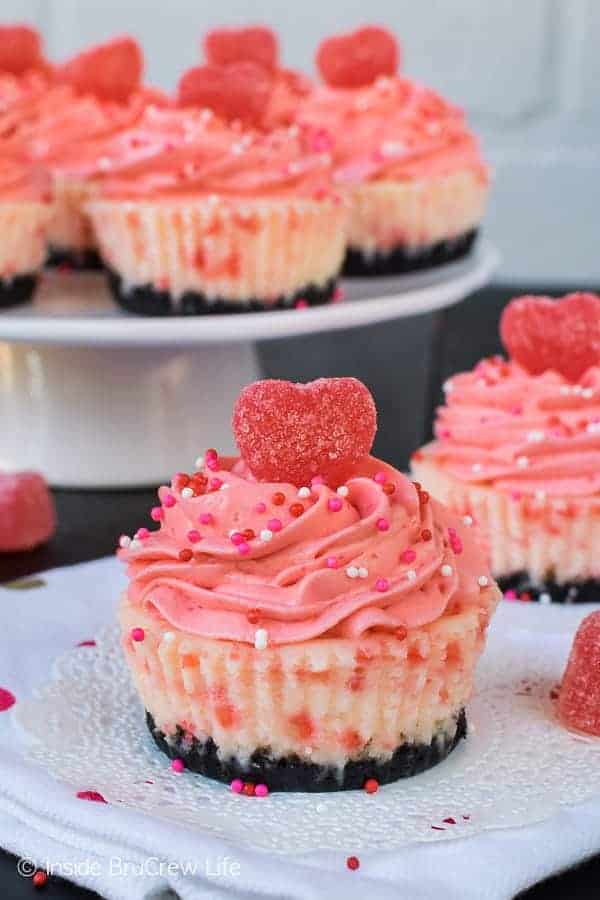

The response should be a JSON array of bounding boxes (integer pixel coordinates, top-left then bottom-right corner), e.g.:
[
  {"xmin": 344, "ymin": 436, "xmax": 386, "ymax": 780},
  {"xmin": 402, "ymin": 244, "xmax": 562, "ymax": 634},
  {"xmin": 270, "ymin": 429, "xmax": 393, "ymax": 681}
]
[
  {"xmin": 0, "ymin": 688, "xmax": 16, "ymax": 712},
  {"xmin": 206, "ymin": 458, "xmax": 219, "ymax": 471},
  {"xmin": 230, "ymin": 778, "xmax": 243, "ymax": 794},
  {"xmin": 295, "ymin": 298, "xmax": 308, "ymax": 310},
  {"xmin": 136, "ymin": 528, "xmax": 150, "ymax": 540},
  {"xmin": 374, "ymin": 472, "xmax": 386, "ymax": 485},
  {"xmin": 328, "ymin": 497, "xmax": 343, "ymax": 512},
  {"xmin": 76, "ymin": 790, "xmax": 106, "ymax": 803},
  {"xmin": 400, "ymin": 548, "xmax": 416, "ymax": 563},
  {"xmin": 504, "ymin": 589, "xmax": 518, "ymax": 601},
  {"xmin": 375, "ymin": 577, "xmax": 390, "ymax": 592},
  {"xmin": 326, "ymin": 556, "xmax": 339, "ymax": 569},
  {"xmin": 439, "ymin": 428, "xmax": 451, "ymax": 439},
  {"xmin": 210, "ymin": 477, "xmax": 223, "ymax": 491},
  {"xmin": 187, "ymin": 529, "xmax": 201, "ymax": 543},
  {"xmin": 376, "ymin": 517, "xmax": 390, "ymax": 532},
  {"xmin": 311, "ymin": 475, "xmax": 325, "ymax": 486},
  {"xmin": 131, "ymin": 627, "xmax": 145, "ymax": 642},
  {"xmin": 206, "ymin": 448, "xmax": 218, "ymax": 461},
  {"xmin": 150, "ymin": 506, "xmax": 164, "ymax": 522},
  {"xmin": 255, "ymin": 783, "xmax": 269, "ymax": 798},
  {"xmin": 237, "ymin": 542, "xmax": 251, "ymax": 555},
  {"xmin": 199, "ymin": 513, "xmax": 213, "ymax": 525},
  {"xmin": 230, "ymin": 532, "xmax": 244, "ymax": 545},
  {"xmin": 163, "ymin": 494, "xmax": 176, "ymax": 508},
  {"xmin": 255, "ymin": 502, "xmax": 267, "ymax": 514},
  {"xmin": 76, "ymin": 640, "xmax": 96, "ymax": 648},
  {"xmin": 267, "ymin": 518, "xmax": 282, "ymax": 532},
  {"xmin": 171, "ymin": 758, "xmax": 185, "ymax": 774}
]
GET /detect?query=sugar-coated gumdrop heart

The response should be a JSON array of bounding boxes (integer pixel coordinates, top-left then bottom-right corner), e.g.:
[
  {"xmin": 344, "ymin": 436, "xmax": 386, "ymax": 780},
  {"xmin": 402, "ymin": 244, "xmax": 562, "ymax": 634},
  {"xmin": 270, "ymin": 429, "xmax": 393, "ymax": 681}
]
[
  {"xmin": 233, "ymin": 378, "xmax": 377, "ymax": 486},
  {"xmin": 500, "ymin": 292, "xmax": 600, "ymax": 383},
  {"xmin": 177, "ymin": 62, "xmax": 273, "ymax": 125},
  {"xmin": 58, "ymin": 36, "xmax": 143, "ymax": 103},
  {"xmin": 316, "ymin": 26, "xmax": 399, "ymax": 89},
  {"xmin": 558, "ymin": 611, "xmax": 600, "ymax": 736},
  {"xmin": 0, "ymin": 471, "xmax": 55, "ymax": 552},
  {"xmin": 204, "ymin": 26, "xmax": 278, "ymax": 71},
  {"xmin": 0, "ymin": 25, "xmax": 44, "ymax": 75}
]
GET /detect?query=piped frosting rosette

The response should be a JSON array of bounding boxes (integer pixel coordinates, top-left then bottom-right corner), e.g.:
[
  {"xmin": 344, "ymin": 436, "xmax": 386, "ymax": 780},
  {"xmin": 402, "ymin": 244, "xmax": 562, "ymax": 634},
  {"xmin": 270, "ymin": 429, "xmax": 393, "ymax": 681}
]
[
  {"xmin": 119, "ymin": 378, "xmax": 499, "ymax": 784},
  {"xmin": 412, "ymin": 293, "xmax": 600, "ymax": 590}
]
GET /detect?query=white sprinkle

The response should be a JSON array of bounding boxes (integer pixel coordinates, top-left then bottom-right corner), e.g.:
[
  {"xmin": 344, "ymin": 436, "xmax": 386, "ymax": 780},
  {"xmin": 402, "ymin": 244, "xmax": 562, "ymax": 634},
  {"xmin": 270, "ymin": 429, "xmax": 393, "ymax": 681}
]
[
  {"xmin": 406, "ymin": 569, "xmax": 417, "ymax": 582},
  {"xmin": 538, "ymin": 592, "xmax": 552, "ymax": 605},
  {"xmin": 129, "ymin": 538, "xmax": 142, "ymax": 551},
  {"xmin": 346, "ymin": 566, "xmax": 359, "ymax": 579},
  {"xmin": 516, "ymin": 456, "xmax": 529, "ymax": 469},
  {"xmin": 582, "ymin": 388, "xmax": 593, "ymax": 399},
  {"xmin": 357, "ymin": 566, "xmax": 369, "ymax": 579},
  {"xmin": 260, "ymin": 529, "xmax": 273, "ymax": 542},
  {"xmin": 119, "ymin": 535, "xmax": 131, "ymax": 548},
  {"xmin": 221, "ymin": 483, "xmax": 230, "ymax": 490},
  {"xmin": 534, "ymin": 489, "xmax": 547, "ymax": 502},
  {"xmin": 526, "ymin": 430, "xmax": 545, "ymax": 443},
  {"xmin": 477, "ymin": 575, "xmax": 489, "ymax": 588},
  {"xmin": 162, "ymin": 631, "xmax": 175, "ymax": 643},
  {"xmin": 254, "ymin": 628, "xmax": 268, "ymax": 651},
  {"xmin": 194, "ymin": 456, "xmax": 204, "ymax": 469},
  {"xmin": 441, "ymin": 564, "xmax": 453, "ymax": 577},
  {"xmin": 336, "ymin": 485, "xmax": 349, "ymax": 497},
  {"xmin": 443, "ymin": 379, "xmax": 454, "ymax": 394},
  {"xmin": 559, "ymin": 386, "xmax": 571, "ymax": 396},
  {"xmin": 297, "ymin": 487, "xmax": 311, "ymax": 499},
  {"xmin": 181, "ymin": 487, "xmax": 194, "ymax": 498},
  {"xmin": 463, "ymin": 515, "xmax": 474, "ymax": 526},
  {"xmin": 471, "ymin": 463, "xmax": 483, "ymax": 473},
  {"xmin": 573, "ymin": 385, "xmax": 583, "ymax": 395}
]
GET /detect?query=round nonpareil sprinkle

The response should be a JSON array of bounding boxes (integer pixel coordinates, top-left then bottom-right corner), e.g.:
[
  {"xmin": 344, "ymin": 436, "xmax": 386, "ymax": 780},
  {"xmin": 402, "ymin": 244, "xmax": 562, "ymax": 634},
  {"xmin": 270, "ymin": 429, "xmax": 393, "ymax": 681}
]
[
  {"xmin": 364, "ymin": 778, "xmax": 379, "ymax": 794},
  {"xmin": 267, "ymin": 518, "xmax": 282, "ymax": 532},
  {"xmin": 337, "ymin": 485, "xmax": 349, "ymax": 497},
  {"xmin": 119, "ymin": 535, "xmax": 131, "ymax": 548},
  {"xmin": 298, "ymin": 487, "xmax": 311, "ymax": 499},
  {"xmin": 400, "ymin": 548, "xmax": 416, "ymax": 563},
  {"xmin": 463, "ymin": 515, "xmax": 473, "ymax": 526},
  {"xmin": 289, "ymin": 503, "xmax": 304, "ymax": 517},
  {"xmin": 171, "ymin": 758, "xmax": 185, "ymax": 773},
  {"xmin": 374, "ymin": 472, "xmax": 386, "ymax": 484},
  {"xmin": 209, "ymin": 477, "xmax": 223, "ymax": 490},
  {"xmin": 477, "ymin": 575, "xmax": 489, "ymax": 588},
  {"xmin": 194, "ymin": 455, "xmax": 205, "ymax": 469},
  {"xmin": 346, "ymin": 565, "xmax": 359, "ymax": 579},
  {"xmin": 255, "ymin": 502, "xmax": 267, "ymax": 514},
  {"xmin": 376, "ymin": 517, "xmax": 390, "ymax": 532},
  {"xmin": 326, "ymin": 556, "xmax": 339, "ymax": 569},
  {"xmin": 237, "ymin": 542, "xmax": 250, "ymax": 555},
  {"xmin": 163, "ymin": 494, "xmax": 176, "ymax": 508},
  {"xmin": 131, "ymin": 627, "xmax": 145, "ymax": 642},
  {"xmin": 181, "ymin": 487, "xmax": 194, "ymax": 499},
  {"xmin": 328, "ymin": 497, "xmax": 343, "ymax": 512},
  {"xmin": 272, "ymin": 491, "xmax": 286, "ymax": 506},
  {"xmin": 441, "ymin": 564, "xmax": 453, "ymax": 577},
  {"xmin": 406, "ymin": 569, "xmax": 417, "ymax": 582},
  {"xmin": 129, "ymin": 538, "xmax": 141, "ymax": 551},
  {"xmin": 516, "ymin": 456, "xmax": 529, "ymax": 468},
  {"xmin": 347, "ymin": 856, "xmax": 360, "ymax": 871},
  {"xmin": 375, "ymin": 577, "xmax": 389, "ymax": 592},
  {"xmin": 199, "ymin": 512, "xmax": 213, "ymax": 525},
  {"xmin": 150, "ymin": 507, "xmax": 163, "ymax": 522},
  {"xmin": 255, "ymin": 783, "xmax": 269, "ymax": 798},
  {"xmin": 358, "ymin": 567, "xmax": 369, "ymax": 579},
  {"xmin": 260, "ymin": 529, "xmax": 273, "ymax": 542},
  {"xmin": 230, "ymin": 778, "xmax": 243, "ymax": 794},
  {"xmin": 179, "ymin": 549, "xmax": 193, "ymax": 562},
  {"xmin": 187, "ymin": 530, "xmax": 201, "ymax": 543}
]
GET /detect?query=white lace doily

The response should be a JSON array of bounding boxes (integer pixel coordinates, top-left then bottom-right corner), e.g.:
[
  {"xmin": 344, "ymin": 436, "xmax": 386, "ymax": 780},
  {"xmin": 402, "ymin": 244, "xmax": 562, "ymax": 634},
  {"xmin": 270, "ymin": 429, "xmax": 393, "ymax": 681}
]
[{"xmin": 13, "ymin": 619, "xmax": 600, "ymax": 854}]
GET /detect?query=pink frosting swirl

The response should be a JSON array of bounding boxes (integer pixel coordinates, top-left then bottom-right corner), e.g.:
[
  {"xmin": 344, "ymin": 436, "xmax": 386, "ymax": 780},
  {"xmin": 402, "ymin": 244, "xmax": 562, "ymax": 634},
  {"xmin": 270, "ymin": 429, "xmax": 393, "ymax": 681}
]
[
  {"xmin": 298, "ymin": 76, "xmax": 487, "ymax": 184},
  {"xmin": 424, "ymin": 356, "xmax": 600, "ymax": 497},
  {"xmin": 0, "ymin": 151, "xmax": 50, "ymax": 201},
  {"xmin": 120, "ymin": 456, "xmax": 491, "ymax": 646},
  {"xmin": 97, "ymin": 119, "xmax": 337, "ymax": 200}
]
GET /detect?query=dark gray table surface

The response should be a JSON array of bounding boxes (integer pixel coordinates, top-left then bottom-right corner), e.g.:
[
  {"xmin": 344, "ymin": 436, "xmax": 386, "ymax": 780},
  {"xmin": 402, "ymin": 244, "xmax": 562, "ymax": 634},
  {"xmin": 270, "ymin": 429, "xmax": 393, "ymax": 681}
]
[{"xmin": 1, "ymin": 282, "xmax": 599, "ymax": 898}]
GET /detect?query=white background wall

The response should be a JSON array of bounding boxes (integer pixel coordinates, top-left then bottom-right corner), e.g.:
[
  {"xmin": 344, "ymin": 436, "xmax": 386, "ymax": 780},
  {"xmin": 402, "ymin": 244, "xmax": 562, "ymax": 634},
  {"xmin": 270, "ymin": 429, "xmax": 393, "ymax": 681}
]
[{"xmin": 9, "ymin": 0, "xmax": 600, "ymax": 284}]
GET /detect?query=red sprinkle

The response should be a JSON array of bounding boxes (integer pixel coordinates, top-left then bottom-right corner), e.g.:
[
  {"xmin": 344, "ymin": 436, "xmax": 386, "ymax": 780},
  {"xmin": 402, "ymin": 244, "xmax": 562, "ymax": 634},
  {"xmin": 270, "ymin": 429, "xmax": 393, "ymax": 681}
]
[
  {"xmin": 400, "ymin": 548, "xmax": 416, "ymax": 564},
  {"xmin": 187, "ymin": 529, "xmax": 201, "ymax": 543},
  {"xmin": 32, "ymin": 870, "xmax": 49, "ymax": 889},
  {"xmin": 419, "ymin": 490, "xmax": 430, "ymax": 505},
  {"xmin": 247, "ymin": 608, "xmax": 260, "ymax": 624},
  {"xmin": 179, "ymin": 549, "xmax": 193, "ymax": 562},
  {"xmin": 364, "ymin": 778, "xmax": 379, "ymax": 794},
  {"xmin": 242, "ymin": 528, "xmax": 256, "ymax": 541},
  {"xmin": 394, "ymin": 626, "xmax": 408, "ymax": 641},
  {"xmin": 421, "ymin": 529, "xmax": 432, "ymax": 542},
  {"xmin": 243, "ymin": 782, "xmax": 255, "ymax": 796},
  {"xmin": 289, "ymin": 503, "xmax": 304, "ymax": 518},
  {"xmin": 382, "ymin": 482, "xmax": 396, "ymax": 495},
  {"xmin": 346, "ymin": 856, "xmax": 360, "ymax": 871},
  {"xmin": 272, "ymin": 491, "xmax": 286, "ymax": 506}
]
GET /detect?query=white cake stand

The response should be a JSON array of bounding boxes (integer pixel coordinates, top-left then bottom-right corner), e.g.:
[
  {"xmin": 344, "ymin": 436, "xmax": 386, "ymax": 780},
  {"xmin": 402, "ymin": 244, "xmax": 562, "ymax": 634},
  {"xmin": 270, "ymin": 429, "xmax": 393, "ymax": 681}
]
[{"xmin": 0, "ymin": 241, "xmax": 499, "ymax": 487}]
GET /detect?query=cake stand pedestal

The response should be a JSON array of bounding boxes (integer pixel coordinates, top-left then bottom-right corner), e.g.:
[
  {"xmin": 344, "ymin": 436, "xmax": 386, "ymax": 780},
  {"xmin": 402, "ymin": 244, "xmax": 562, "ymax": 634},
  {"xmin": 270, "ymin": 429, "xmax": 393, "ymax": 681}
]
[{"xmin": 0, "ymin": 242, "xmax": 498, "ymax": 488}]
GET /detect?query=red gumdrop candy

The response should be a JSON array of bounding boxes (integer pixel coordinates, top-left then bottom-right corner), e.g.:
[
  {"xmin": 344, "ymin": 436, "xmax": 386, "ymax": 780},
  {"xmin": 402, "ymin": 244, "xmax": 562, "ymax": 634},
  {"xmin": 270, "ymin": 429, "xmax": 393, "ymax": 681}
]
[
  {"xmin": 557, "ymin": 611, "xmax": 600, "ymax": 736},
  {"xmin": 177, "ymin": 62, "xmax": 273, "ymax": 125},
  {"xmin": 58, "ymin": 36, "xmax": 143, "ymax": 103},
  {"xmin": 0, "ymin": 25, "xmax": 44, "ymax": 75},
  {"xmin": 232, "ymin": 378, "xmax": 377, "ymax": 486},
  {"xmin": 0, "ymin": 471, "xmax": 56, "ymax": 553},
  {"xmin": 500, "ymin": 292, "xmax": 600, "ymax": 383},
  {"xmin": 204, "ymin": 26, "xmax": 278, "ymax": 71},
  {"xmin": 316, "ymin": 26, "xmax": 399, "ymax": 89}
]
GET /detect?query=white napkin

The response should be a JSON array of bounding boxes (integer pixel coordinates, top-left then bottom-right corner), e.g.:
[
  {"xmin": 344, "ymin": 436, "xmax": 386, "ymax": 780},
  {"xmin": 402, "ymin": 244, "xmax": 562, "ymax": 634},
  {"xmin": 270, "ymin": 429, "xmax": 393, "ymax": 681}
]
[{"xmin": 0, "ymin": 556, "xmax": 599, "ymax": 900}]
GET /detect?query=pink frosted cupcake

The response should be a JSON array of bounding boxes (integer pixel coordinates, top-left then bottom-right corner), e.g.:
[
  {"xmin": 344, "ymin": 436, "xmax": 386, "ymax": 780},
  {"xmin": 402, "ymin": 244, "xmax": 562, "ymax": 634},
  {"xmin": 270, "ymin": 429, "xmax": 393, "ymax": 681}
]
[
  {"xmin": 299, "ymin": 25, "xmax": 489, "ymax": 276},
  {"xmin": 118, "ymin": 377, "xmax": 499, "ymax": 791},
  {"xmin": 412, "ymin": 292, "xmax": 600, "ymax": 603},
  {"xmin": 86, "ymin": 95, "xmax": 346, "ymax": 315},
  {"xmin": 0, "ymin": 151, "xmax": 52, "ymax": 307}
]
